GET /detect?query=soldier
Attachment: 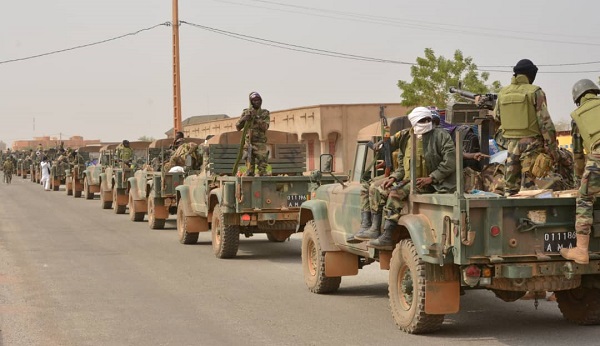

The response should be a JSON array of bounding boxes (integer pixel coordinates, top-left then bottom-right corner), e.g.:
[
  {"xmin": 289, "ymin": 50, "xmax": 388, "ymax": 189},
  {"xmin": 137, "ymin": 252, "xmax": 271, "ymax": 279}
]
[
  {"xmin": 235, "ymin": 92, "xmax": 270, "ymax": 176},
  {"xmin": 494, "ymin": 59, "xmax": 559, "ymax": 196},
  {"xmin": 171, "ymin": 131, "xmax": 185, "ymax": 151},
  {"xmin": 3, "ymin": 155, "xmax": 14, "ymax": 184},
  {"xmin": 370, "ymin": 107, "xmax": 457, "ymax": 248},
  {"xmin": 116, "ymin": 140, "xmax": 134, "ymax": 167},
  {"xmin": 560, "ymin": 79, "xmax": 600, "ymax": 265}
]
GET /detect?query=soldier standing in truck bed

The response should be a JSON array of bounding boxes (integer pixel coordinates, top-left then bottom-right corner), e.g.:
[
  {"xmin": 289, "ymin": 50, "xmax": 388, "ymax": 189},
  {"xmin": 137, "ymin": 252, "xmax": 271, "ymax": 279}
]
[
  {"xmin": 494, "ymin": 59, "xmax": 559, "ymax": 196},
  {"xmin": 561, "ymin": 79, "xmax": 600, "ymax": 265},
  {"xmin": 235, "ymin": 92, "xmax": 270, "ymax": 176}
]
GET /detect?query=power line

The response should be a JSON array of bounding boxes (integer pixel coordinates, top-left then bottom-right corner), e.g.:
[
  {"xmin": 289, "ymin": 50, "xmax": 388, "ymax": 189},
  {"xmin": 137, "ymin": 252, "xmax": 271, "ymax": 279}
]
[
  {"xmin": 212, "ymin": 0, "xmax": 600, "ymax": 47},
  {"xmin": 181, "ymin": 21, "xmax": 600, "ymax": 74},
  {"xmin": 0, "ymin": 23, "xmax": 170, "ymax": 65}
]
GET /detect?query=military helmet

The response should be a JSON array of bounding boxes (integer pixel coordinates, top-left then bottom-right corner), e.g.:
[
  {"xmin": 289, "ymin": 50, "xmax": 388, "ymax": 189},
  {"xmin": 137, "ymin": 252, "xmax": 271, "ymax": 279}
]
[{"xmin": 572, "ymin": 79, "xmax": 600, "ymax": 104}]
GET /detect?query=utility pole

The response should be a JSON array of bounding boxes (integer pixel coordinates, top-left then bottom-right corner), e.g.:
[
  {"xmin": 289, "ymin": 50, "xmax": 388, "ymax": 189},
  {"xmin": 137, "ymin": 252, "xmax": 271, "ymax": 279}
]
[{"xmin": 172, "ymin": 0, "xmax": 183, "ymax": 135}]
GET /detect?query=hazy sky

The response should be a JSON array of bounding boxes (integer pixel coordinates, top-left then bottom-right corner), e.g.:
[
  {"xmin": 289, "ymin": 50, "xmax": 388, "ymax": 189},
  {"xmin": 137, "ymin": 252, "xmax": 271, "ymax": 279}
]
[{"xmin": 2, "ymin": 0, "xmax": 599, "ymax": 147}]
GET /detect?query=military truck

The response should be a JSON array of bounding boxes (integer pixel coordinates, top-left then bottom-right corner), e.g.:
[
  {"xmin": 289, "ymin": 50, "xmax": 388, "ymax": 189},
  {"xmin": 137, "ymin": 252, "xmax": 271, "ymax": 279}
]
[
  {"xmin": 175, "ymin": 130, "xmax": 342, "ymax": 259},
  {"xmin": 98, "ymin": 141, "xmax": 152, "ymax": 211},
  {"xmin": 65, "ymin": 145, "xmax": 102, "ymax": 198},
  {"xmin": 17, "ymin": 155, "xmax": 32, "ymax": 179},
  {"xmin": 297, "ymin": 103, "xmax": 600, "ymax": 334},
  {"xmin": 50, "ymin": 158, "xmax": 70, "ymax": 191},
  {"xmin": 82, "ymin": 143, "xmax": 119, "ymax": 200},
  {"xmin": 127, "ymin": 138, "xmax": 205, "ymax": 227}
]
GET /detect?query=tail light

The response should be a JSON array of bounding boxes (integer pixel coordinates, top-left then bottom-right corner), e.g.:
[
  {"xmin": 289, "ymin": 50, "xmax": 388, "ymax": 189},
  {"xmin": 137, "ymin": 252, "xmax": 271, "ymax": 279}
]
[
  {"xmin": 490, "ymin": 225, "xmax": 501, "ymax": 237},
  {"xmin": 463, "ymin": 265, "xmax": 481, "ymax": 287},
  {"xmin": 241, "ymin": 214, "xmax": 251, "ymax": 226}
]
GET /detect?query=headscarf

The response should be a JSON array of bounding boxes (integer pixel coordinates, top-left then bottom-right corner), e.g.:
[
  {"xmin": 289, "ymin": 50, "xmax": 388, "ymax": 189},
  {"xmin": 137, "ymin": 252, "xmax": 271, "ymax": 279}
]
[{"xmin": 513, "ymin": 59, "xmax": 538, "ymax": 84}]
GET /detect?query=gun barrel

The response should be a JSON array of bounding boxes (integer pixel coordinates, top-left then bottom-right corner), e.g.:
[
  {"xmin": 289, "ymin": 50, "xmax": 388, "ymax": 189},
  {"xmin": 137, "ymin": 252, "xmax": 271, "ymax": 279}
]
[{"xmin": 449, "ymin": 87, "xmax": 477, "ymax": 100}]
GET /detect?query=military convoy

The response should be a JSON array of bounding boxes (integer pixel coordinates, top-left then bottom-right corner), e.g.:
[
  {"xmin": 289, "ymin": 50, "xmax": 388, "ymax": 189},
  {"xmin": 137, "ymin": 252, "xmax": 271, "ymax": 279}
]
[
  {"xmin": 175, "ymin": 130, "xmax": 341, "ymax": 258},
  {"xmin": 297, "ymin": 103, "xmax": 600, "ymax": 334},
  {"xmin": 65, "ymin": 145, "xmax": 102, "ymax": 197}
]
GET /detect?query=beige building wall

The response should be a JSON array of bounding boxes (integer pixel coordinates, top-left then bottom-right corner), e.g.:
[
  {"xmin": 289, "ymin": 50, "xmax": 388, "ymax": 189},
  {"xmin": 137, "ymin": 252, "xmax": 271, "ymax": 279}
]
[
  {"xmin": 183, "ymin": 103, "xmax": 409, "ymax": 173},
  {"xmin": 12, "ymin": 136, "xmax": 101, "ymax": 151}
]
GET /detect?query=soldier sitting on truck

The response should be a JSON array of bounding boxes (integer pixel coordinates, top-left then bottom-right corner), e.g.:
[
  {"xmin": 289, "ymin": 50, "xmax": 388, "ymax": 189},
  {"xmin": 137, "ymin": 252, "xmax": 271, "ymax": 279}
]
[
  {"xmin": 115, "ymin": 140, "xmax": 134, "ymax": 168},
  {"xmin": 369, "ymin": 107, "xmax": 457, "ymax": 249},
  {"xmin": 163, "ymin": 142, "xmax": 202, "ymax": 172}
]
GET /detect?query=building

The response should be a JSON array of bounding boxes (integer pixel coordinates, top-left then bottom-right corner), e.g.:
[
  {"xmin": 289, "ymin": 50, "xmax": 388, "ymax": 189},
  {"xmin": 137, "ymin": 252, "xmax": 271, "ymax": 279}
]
[
  {"xmin": 175, "ymin": 103, "xmax": 409, "ymax": 173},
  {"xmin": 12, "ymin": 135, "xmax": 101, "ymax": 151}
]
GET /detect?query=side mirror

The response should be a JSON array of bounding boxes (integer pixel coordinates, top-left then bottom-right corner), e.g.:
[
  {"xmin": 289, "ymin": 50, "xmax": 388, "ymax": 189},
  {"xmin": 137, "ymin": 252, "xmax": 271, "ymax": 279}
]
[{"xmin": 320, "ymin": 154, "xmax": 333, "ymax": 173}]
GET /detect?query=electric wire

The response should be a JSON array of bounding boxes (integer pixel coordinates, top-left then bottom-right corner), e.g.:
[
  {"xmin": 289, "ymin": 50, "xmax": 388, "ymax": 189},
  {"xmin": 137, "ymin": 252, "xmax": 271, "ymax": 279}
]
[
  {"xmin": 0, "ymin": 23, "xmax": 170, "ymax": 65},
  {"xmin": 181, "ymin": 21, "xmax": 600, "ymax": 74}
]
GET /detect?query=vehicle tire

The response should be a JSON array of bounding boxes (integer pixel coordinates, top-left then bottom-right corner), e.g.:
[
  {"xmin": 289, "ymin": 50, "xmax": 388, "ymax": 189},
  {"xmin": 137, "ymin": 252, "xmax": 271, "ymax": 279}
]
[
  {"xmin": 148, "ymin": 198, "xmax": 165, "ymax": 229},
  {"xmin": 101, "ymin": 189, "xmax": 112, "ymax": 209},
  {"xmin": 301, "ymin": 220, "xmax": 341, "ymax": 294},
  {"xmin": 389, "ymin": 239, "xmax": 444, "ymax": 334},
  {"xmin": 177, "ymin": 203, "xmax": 199, "ymax": 244},
  {"xmin": 211, "ymin": 205, "xmax": 239, "ymax": 258},
  {"xmin": 556, "ymin": 286, "xmax": 600, "ymax": 325},
  {"xmin": 112, "ymin": 188, "xmax": 125, "ymax": 214},
  {"xmin": 74, "ymin": 185, "xmax": 82, "ymax": 198},
  {"xmin": 66, "ymin": 181, "xmax": 73, "ymax": 196},
  {"xmin": 84, "ymin": 180, "xmax": 93, "ymax": 200},
  {"xmin": 53, "ymin": 179, "xmax": 60, "ymax": 191},
  {"xmin": 129, "ymin": 194, "xmax": 144, "ymax": 221}
]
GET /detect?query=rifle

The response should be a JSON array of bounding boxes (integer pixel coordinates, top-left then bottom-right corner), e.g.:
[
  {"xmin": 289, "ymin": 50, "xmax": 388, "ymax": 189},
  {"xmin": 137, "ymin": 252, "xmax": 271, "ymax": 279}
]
[
  {"xmin": 232, "ymin": 111, "xmax": 254, "ymax": 175},
  {"xmin": 379, "ymin": 105, "xmax": 393, "ymax": 177},
  {"xmin": 449, "ymin": 87, "xmax": 497, "ymax": 111}
]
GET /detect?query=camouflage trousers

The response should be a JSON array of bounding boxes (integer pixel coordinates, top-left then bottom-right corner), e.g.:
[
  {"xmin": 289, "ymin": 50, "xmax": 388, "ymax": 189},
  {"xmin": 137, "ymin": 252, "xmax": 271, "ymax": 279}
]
[
  {"xmin": 360, "ymin": 175, "xmax": 389, "ymax": 213},
  {"xmin": 383, "ymin": 183, "xmax": 434, "ymax": 223},
  {"xmin": 505, "ymin": 137, "xmax": 543, "ymax": 196},
  {"xmin": 575, "ymin": 149, "xmax": 600, "ymax": 235},
  {"xmin": 247, "ymin": 142, "xmax": 269, "ymax": 176}
]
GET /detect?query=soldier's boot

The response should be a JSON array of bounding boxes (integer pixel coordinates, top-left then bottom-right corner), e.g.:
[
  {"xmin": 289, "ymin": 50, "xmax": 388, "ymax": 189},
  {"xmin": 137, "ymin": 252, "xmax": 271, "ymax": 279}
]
[
  {"xmin": 560, "ymin": 234, "xmax": 590, "ymax": 264},
  {"xmin": 368, "ymin": 219, "xmax": 396, "ymax": 249},
  {"xmin": 347, "ymin": 211, "xmax": 373, "ymax": 243},
  {"xmin": 353, "ymin": 212, "xmax": 382, "ymax": 242}
]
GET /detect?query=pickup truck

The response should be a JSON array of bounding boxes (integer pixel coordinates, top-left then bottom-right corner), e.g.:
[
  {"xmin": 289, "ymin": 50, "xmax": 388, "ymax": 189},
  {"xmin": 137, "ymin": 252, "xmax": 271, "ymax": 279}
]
[
  {"xmin": 98, "ymin": 141, "xmax": 151, "ymax": 212},
  {"xmin": 175, "ymin": 130, "xmax": 342, "ymax": 259},
  {"xmin": 127, "ymin": 138, "xmax": 205, "ymax": 228},
  {"xmin": 65, "ymin": 145, "xmax": 102, "ymax": 198},
  {"xmin": 297, "ymin": 103, "xmax": 600, "ymax": 334}
]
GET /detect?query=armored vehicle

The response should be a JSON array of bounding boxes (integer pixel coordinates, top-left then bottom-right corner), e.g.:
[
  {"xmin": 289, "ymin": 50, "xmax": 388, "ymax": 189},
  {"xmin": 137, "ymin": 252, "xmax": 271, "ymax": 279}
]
[
  {"xmin": 175, "ymin": 130, "xmax": 342, "ymax": 259},
  {"xmin": 99, "ymin": 141, "xmax": 152, "ymax": 211},
  {"xmin": 297, "ymin": 104, "xmax": 600, "ymax": 334}
]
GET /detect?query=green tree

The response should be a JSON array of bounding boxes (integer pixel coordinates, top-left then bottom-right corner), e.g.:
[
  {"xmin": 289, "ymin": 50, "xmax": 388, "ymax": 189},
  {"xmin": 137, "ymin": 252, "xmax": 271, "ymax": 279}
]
[
  {"xmin": 398, "ymin": 48, "xmax": 501, "ymax": 109},
  {"xmin": 138, "ymin": 135, "xmax": 155, "ymax": 142}
]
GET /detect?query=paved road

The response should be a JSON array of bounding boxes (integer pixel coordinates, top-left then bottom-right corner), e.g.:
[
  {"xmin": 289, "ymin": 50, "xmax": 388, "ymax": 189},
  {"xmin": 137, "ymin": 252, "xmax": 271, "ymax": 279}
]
[{"xmin": 1, "ymin": 176, "xmax": 598, "ymax": 346}]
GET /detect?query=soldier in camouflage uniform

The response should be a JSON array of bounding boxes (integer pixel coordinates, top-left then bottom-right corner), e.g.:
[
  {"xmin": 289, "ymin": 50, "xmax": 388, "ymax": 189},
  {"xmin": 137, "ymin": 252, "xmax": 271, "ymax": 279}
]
[
  {"xmin": 3, "ymin": 156, "xmax": 14, "ymax": 184},
  {"xmin": 236, "ymin": 92, "xmax": 270, "ymax": 176},
  {"xmin": 494, "ymin": 59, "xmax": 559, "ymax": 196},
  {"xmin": 116, "ymin": 140, "xmax": 134, "ymax": 168},
  {"xmin": 369, "ymin": 107, "xmax": 456, "ymax": 248},
  {"xmin": 560, "ymin": 79, "xmax": 600, "ymax": 265}
]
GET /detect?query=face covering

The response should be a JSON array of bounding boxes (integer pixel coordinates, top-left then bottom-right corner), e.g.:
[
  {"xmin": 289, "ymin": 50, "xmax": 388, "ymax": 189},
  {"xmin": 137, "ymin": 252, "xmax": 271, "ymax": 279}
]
[{"xmin": 413, "ymin": 123, "xmax": 433, "ymax": 138}]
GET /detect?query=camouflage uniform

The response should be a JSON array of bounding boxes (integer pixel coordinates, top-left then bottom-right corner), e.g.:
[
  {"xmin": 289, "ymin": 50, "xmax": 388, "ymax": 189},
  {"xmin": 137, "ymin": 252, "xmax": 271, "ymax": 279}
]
[
  {"xmin": 3, "ymin": 159, "xmax": 13, "ymax": 174},
  {"xmin": 384, "ymin": 127, "xmax": 456, "ymax": 223},
  {"xmin": 494, "ymin": 75, "xmax": 558, "ymax": 196},
  {"xmin": 572, "ymin": 120, "xmax": 586, "ymax": 181},
  {"xmin": 116, "ymin": 143, "xmax": 134, "ymax": 164},
  {"xmin": 236, "ymin": 102, "xmax": 270, "ymax": 176}
]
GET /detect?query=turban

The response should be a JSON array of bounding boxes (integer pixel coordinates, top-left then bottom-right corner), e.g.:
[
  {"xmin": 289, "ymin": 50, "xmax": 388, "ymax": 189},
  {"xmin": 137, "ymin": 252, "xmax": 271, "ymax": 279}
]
[
  {"xmin": 407, "ymin": 107, "xmax": 433, "ymax": 127},
  {"xmin": 249, "ymin": 92, "xmax": 261, "ymax": 100}
]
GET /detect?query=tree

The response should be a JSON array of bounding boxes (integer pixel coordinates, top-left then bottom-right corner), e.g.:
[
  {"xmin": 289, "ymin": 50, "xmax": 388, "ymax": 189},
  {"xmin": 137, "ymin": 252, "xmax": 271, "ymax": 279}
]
[
  {"xmin": 138, "ymin": 136, "xmax": 155, "ymax": 142},
  {"xmin": 398, "ymin": 48, "xmax": 501, "ymax": 109}
]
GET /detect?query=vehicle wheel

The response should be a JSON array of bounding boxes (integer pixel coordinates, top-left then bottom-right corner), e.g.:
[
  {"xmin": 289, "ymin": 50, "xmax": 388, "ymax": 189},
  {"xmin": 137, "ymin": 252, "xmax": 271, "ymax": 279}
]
[
  {"xmin": 53, "ymin": 179, "xmax": 60, "ymax": 191},
  {"xmin": 177, "ymin": 203, "xmax": 199, "ymax": 244},
  {"xmin": 112, "ymin": 188, "xmax": 125, "ymax": 214},
  {"xmin": 556, "ymin": 286, "xmax": 600, "ymax": 325},
  {"xmin": 389, "ymin": 239, "xmax": 444, "ymax": 334},
  {"xmin": 101, "ymin": 189, "xmax": 112, "ymax": 209},
  {"xmin": 84, "ymin": 180, "xmax": 93, "ymax": 200},
  {"xmin": 74, "ymin": 184, "xmax": 82, "ymax": 198},
  {"xmin": 301, "ymin": 220, "xmax": 341, "ymax": 294},
  {"xmin": 148, "ymin": 198, "xmax": 165, "ymax": 229},
  {"xmin": 66, "ymin": 181, "xmax": 73, "ymax": 195},
  {"xmin": 211, "ymin": 205, "xmax": 239, "ymax": 258},
  {"xmin": 129, "ymin": 194, "xmax": 144, "ymax": 221}
]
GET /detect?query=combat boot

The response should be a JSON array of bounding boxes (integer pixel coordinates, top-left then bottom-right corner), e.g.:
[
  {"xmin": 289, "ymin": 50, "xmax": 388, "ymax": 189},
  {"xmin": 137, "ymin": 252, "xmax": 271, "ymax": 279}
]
[
  {"xmin": 368, "ymin": 219, "xmax": 396, "ymax": 249},
  {"xmin": 347, "ymin": 211, "xmax": 373, "ymax": 243},
  {"xmin": 560, "ymin": 234, "xmax": 590, "ymax": 264},
  {"xmin": 352, "ymin": 211, "xmax": 382, "ymax": 242}
]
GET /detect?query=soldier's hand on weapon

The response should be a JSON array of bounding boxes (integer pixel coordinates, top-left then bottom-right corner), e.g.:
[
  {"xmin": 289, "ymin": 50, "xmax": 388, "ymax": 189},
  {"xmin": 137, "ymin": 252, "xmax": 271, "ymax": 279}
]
[
  {"xmin": 382, "ymin": 176, "xmax": 396, "ymax": 189},
  {"xmin": 416, "ymin": 176, "xmax": 433, "ymax": 189}
]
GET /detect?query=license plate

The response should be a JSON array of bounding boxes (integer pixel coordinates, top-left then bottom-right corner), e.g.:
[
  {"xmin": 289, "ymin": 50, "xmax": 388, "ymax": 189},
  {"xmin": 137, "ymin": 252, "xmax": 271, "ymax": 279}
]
[
  {"xmin": 543, "ymin": 231, "xmax": 577, "ymax": 253},
  {"xmin": 287, "ymin": 194, "xmax": 308, "ymax": 207}
]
